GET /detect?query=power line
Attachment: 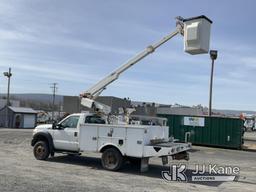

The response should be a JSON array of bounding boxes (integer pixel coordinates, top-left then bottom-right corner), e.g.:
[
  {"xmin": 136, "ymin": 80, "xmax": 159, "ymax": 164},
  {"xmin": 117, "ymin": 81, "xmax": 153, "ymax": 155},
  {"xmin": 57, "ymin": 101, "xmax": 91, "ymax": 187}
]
[{"xmin": 50, "ymin": 83, "xmax": 58, "ymax": 122}]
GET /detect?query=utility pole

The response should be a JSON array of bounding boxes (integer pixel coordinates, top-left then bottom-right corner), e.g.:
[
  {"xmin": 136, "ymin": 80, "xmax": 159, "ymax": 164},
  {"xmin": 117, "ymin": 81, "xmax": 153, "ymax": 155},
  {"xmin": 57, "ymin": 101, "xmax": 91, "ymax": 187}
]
[
  {"xmin": 3, "ymin": 68, "xmax": 12, "ymax": 127},
  {"xmin": 58, "ymin": 101, "xmax": 61, "ymax": 121},
  {"xmin": 208, "ymin": 50, "xmax": 218, "ymax": 116},
  {"xmin": 50, "ymin": 83, "xmax": 58, "ymax": 122}
]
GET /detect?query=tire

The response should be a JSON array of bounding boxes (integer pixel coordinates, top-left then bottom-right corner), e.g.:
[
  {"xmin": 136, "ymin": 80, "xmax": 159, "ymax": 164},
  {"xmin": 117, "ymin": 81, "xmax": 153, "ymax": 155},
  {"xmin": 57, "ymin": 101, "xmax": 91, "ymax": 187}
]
[
  {"xmin": 33, "ymin": 141, "xmax": 50, "ymax": 160},
  {"xmin": 101, "ymin": 148, "xmax": 123, "ymax": 171}
]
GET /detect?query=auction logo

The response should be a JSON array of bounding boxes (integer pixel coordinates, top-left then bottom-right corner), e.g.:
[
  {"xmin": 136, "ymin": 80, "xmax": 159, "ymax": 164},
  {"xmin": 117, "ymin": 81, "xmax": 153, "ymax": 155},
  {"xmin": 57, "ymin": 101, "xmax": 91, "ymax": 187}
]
[
  {"xmin": 162, "ymin": 164, "xmax": 187, "ymax": 182},
  {"xmin": 162, "ymin": 164, "xmax": 239, "ymax": 182}
]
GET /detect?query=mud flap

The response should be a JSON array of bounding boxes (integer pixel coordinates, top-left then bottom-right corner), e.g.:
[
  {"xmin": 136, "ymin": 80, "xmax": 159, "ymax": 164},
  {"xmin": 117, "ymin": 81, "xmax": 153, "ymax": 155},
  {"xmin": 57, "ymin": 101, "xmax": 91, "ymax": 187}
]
[{"xmin": 140, "ymin": 157, "xmax": 149, "ymax": 172}]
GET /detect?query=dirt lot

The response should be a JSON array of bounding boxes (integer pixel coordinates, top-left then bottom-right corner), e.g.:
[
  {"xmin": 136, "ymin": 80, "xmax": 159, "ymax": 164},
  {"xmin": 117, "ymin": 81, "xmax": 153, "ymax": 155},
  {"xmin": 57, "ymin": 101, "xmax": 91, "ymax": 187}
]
[{"xmin": 0, "ymin": 128, "xmax": 256, "ymax": 192}]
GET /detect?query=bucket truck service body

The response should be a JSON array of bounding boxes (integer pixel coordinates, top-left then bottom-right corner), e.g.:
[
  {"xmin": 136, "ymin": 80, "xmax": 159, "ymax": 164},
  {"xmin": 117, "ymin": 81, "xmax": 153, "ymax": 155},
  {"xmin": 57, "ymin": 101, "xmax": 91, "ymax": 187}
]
[
  {"xmin": 31, "ymin": 113, "xmax": 191, "ymax": 172},
  {"xmin": 31, "ymin": 15, "xmax": 212, "ymax": 172}
]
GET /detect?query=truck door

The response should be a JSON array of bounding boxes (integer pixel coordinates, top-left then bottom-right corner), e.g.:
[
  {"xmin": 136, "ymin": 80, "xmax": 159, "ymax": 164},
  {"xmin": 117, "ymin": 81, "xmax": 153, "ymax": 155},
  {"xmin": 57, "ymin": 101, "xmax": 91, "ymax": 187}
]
[{"xmin": 53, "ymin": 115, "xmax": 80, "ymax": 152}]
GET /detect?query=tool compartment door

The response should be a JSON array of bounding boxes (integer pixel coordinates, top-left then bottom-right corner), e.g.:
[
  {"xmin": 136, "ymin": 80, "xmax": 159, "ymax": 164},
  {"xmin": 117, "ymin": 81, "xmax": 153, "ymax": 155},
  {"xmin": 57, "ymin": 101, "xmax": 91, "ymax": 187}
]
[
  {"xmin": 79, "ymin": 125, "xmax": 98, "ymax": 151},
  {"xmin": 125, "ymin": 128, "xmax": 144, "ymax": 157},
  {"xmin": 97, "ymin": 126, "xmax": 126, "ymax": 154}
]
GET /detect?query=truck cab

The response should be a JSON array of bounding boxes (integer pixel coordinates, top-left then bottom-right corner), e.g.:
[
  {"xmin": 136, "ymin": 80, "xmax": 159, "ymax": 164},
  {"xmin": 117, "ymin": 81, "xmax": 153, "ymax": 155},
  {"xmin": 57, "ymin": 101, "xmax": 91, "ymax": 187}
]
[{"xmin": 32, "ymin": 113, "xmax": 104, "ymax": 153}]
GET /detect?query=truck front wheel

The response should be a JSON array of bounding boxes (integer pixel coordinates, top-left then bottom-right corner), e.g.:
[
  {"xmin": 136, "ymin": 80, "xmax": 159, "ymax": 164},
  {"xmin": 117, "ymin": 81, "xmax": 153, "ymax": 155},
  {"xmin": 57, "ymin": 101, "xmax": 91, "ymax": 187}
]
[
  {"xmin": 101, "ymin": 148, "xmax": 123, "ymax": 171},
  {"xmin": 33, "ymin": 141, "xmax": 50, "ymax": 160}
]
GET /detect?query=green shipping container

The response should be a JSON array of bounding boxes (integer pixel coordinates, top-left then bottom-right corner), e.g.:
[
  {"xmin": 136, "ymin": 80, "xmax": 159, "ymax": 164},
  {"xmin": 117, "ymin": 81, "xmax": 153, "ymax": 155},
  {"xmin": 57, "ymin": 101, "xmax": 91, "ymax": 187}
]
[{"xmin": 158, "ymin": 114, "xmax": 243, "ymax": 149}]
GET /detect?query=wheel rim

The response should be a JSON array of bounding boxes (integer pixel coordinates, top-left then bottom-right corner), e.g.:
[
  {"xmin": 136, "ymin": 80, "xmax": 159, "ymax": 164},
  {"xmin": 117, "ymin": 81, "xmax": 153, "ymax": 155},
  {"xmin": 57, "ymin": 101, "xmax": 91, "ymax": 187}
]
[
  {"xmin": 35, "ymin": 144, "xmax": 46, "ymax": 158},
  {"xmin": 104, "ymin": 151, "xmax": 118, "ymax": 169}
]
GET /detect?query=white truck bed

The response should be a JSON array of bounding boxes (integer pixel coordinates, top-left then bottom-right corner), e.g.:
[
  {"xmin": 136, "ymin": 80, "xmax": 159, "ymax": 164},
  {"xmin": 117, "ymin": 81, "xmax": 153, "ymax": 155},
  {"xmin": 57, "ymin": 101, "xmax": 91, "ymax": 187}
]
[{"xmin": 78, "ymin": 123, "xmax": 191, "ymax": 158}]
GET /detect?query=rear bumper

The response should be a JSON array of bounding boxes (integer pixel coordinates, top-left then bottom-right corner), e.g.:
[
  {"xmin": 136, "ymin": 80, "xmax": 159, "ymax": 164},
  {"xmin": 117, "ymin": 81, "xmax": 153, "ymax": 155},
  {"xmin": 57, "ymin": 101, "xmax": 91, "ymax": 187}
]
[{"xmin": 143, "ymin": 142, "xmax": 191, "ymax": 157}]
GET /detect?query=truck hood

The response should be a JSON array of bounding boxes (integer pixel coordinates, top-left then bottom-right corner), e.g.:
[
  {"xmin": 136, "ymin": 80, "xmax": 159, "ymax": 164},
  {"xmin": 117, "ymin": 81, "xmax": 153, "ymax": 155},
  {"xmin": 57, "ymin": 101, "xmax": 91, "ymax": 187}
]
[{"xmin": 35, "ymin": 124, "xmax": 53, "ymax": 129}]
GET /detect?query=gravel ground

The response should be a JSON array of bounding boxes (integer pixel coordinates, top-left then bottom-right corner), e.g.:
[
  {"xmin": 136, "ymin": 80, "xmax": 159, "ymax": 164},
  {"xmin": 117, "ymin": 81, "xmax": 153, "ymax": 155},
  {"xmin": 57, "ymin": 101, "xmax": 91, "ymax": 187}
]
[{"xmin": 0, "ymin": 128, "xmax": 256, "ymax": 192}]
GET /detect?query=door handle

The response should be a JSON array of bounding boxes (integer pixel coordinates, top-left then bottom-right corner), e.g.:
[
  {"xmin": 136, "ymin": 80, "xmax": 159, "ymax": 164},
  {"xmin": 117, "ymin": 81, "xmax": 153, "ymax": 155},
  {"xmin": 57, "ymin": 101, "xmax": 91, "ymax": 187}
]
[
  {"xmin": 92, "ymin": 137, "xmax": 97, "ymax": 140},
  {"xmin": 74, "ymin": 132, "xmax": 78, "ymax": 137}
]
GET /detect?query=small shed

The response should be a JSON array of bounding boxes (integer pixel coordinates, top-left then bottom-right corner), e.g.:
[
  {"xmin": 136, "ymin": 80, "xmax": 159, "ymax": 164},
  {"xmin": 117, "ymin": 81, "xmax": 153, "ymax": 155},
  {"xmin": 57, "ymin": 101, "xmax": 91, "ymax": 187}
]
[{"xmin": 0, "ymin": 106, "xmax": 37, "ymax": 128}]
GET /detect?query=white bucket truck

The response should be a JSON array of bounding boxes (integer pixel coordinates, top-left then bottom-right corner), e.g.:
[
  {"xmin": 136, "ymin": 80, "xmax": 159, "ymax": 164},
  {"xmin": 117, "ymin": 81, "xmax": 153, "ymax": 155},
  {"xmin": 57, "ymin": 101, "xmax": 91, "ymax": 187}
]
[
  {"xmin": 32, "ymin": 113, "xmax": 191, "ymax": 172},
  {"xmin": 31, "ymin": 15, "xmax": 212, "ymax": 172}
]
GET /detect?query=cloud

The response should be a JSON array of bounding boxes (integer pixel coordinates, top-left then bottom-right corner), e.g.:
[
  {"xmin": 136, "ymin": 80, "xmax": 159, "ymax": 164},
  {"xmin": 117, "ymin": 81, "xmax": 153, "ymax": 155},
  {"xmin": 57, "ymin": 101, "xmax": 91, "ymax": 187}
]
[
  {"xmin": 241, "ymin": 57, "xmax": 256, "ymax": 68},
  {"xmin": 1, "ymin": 1, "xmax": 256, "ymax": 110}
]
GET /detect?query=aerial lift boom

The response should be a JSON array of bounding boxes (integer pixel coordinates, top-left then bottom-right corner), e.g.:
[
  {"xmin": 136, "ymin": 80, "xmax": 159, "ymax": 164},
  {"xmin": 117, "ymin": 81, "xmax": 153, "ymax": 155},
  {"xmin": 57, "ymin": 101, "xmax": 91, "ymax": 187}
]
[{"xmin": 80, "ymin": 16, "xmax": 212, "ymax": 114}]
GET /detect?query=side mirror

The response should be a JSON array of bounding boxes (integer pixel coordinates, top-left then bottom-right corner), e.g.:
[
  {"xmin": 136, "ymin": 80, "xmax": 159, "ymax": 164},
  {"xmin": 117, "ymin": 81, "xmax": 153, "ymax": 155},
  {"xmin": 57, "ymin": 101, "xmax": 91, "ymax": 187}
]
[{"xmin": 52, "ymin": 123, "xmax": 62, "ymax": 129}]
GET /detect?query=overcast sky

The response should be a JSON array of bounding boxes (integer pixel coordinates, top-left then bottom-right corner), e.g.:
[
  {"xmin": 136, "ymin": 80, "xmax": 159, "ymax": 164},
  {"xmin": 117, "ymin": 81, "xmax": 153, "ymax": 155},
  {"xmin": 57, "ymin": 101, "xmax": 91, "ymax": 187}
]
[{"xmin": 0, "ymin": 0, "xmax": 256, "ymax": 110}]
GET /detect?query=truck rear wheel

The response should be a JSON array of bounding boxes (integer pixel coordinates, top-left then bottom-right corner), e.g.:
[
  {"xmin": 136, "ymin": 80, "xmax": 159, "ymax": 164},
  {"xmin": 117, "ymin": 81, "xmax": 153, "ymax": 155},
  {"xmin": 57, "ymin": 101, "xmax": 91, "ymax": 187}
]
[
  {"xmin": 101, "ymin": 148, "xmax": 123, "ymax": 171},
  {"xmin": 33, "ymin": 141, "xmax": 50, "ymax": 160}
]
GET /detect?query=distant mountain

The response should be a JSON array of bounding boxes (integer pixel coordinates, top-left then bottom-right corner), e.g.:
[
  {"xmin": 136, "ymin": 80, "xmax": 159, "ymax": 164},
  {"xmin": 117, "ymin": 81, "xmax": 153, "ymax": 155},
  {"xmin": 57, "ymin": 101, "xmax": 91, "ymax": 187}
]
[
  {"xmin": 1, "ymin": 94, "xmax": 255, "ymax": 116},
  {"xmin": 0, "ymin": 93, "xmax": 63, "ymax": 104},
  {"xmin": 213, "ymin": 109, "xmax": 256, "ymax": 116}
]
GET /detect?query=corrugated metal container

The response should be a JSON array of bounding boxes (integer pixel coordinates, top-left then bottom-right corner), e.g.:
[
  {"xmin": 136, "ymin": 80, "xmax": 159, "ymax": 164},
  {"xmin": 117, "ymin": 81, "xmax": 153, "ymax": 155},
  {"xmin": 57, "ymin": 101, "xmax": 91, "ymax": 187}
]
[{"xmin": 158, "ymin": 114, "xmax": 243, "ymax": 149}]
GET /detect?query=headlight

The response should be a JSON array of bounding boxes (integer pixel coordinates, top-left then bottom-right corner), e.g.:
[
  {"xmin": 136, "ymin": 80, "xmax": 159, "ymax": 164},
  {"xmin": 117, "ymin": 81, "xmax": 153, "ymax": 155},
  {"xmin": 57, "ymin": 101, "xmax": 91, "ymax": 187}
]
[{"xmin": 32, "ymin": 129, "xmax": 37, "ymax": 135}]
